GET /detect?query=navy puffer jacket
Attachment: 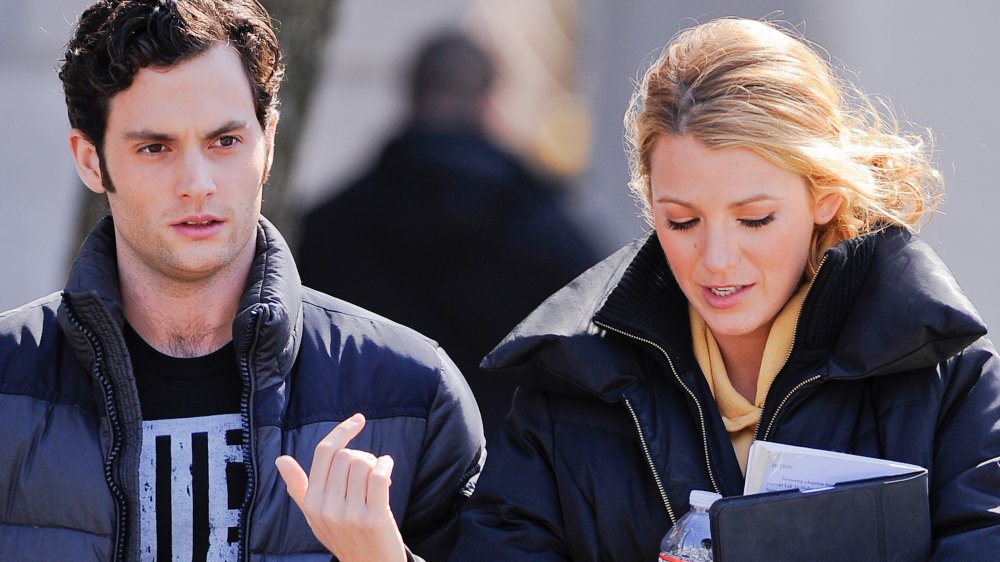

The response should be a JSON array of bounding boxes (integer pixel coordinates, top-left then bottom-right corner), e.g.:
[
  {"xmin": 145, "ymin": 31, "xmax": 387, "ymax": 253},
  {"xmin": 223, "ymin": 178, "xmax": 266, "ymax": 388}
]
[
  {"xmin": 0, "ymin": 217, "xmax": 485, "ymax": 561},
  {"xmin": 452, "ymin": 228, "xmax": 1000, "ymax": 561}
]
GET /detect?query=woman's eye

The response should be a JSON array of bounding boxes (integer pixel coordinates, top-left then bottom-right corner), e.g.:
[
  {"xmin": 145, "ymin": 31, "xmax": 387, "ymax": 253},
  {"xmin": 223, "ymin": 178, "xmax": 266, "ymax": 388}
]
[
  {"xmin": 666, "ymin": 218, "xmax": 698, "ymax": 231},
  {"xmin": 740, "ymin": 215, "xmax": 776, "ymax": 229}
]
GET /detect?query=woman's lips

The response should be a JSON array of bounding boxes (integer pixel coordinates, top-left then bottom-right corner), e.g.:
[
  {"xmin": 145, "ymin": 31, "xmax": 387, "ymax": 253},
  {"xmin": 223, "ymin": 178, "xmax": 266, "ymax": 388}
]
[{"xmin": 702, "ymin": 284, "xmax": 750, "ymax": 309}]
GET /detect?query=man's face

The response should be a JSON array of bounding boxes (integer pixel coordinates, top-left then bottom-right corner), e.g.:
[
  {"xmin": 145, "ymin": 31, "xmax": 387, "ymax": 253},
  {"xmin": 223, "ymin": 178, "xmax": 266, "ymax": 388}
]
[{"xmin": 70, "ymin": 44, "xmax": 275, "ymax": 286}]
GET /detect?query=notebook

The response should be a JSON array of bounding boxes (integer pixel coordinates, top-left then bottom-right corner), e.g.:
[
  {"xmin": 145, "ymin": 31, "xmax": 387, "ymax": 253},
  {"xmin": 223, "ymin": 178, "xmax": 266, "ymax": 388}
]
[{"xmin": 710, "ymin": 470, "xmax": 930, "ymax": 561}]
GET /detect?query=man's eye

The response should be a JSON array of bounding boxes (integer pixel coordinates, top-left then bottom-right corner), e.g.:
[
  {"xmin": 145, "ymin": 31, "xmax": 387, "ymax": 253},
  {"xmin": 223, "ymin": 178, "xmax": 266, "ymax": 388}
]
[
  {"xmin": 217, "ymin": 136, "xmax": 239, "ymax": 148},
  {"xmin": 139, "ymin": 144, "xmax": 165, "ymax": 154}
]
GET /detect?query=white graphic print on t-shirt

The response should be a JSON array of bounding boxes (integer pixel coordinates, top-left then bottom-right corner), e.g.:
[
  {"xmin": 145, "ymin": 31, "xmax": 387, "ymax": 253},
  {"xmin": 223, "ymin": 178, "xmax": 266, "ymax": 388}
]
[{"xmin": 139, "ymin": 413, "xmax": 245, "ymax": 561}]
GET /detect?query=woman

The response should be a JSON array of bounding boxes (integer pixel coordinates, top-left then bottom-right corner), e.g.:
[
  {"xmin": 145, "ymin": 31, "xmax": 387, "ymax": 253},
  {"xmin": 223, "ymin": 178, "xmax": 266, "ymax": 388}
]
[{"xmin": 450, "ymin": 18, "xmax": 1000, "ymax": 560}]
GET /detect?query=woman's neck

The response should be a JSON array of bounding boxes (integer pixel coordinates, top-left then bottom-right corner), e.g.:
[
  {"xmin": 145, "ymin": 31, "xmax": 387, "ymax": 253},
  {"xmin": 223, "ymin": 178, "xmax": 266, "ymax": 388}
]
[{"xmin": 714, "ymin": 330, "xmax": 768, "ymax": 402}]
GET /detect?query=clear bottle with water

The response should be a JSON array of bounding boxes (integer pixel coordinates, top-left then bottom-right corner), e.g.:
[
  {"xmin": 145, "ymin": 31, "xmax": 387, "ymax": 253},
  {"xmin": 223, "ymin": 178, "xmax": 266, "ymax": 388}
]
[{"xmin": 657, "ymin": 490, "xmax": 722, "ymax": 562}]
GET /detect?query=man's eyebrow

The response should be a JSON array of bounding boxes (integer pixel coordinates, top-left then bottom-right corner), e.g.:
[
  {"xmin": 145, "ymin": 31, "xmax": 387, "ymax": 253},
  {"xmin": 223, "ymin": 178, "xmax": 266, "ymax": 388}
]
[
  {"xmin": 122, "ymin": 129, "xmax": 174, "ymax": 142},
  {"xmin": 120, "ymin": 120, "xmax": 250, "ymax": 143},
  {"xmin": 204, "ymin": 120, "xmax": 249, "ymax": 140}
]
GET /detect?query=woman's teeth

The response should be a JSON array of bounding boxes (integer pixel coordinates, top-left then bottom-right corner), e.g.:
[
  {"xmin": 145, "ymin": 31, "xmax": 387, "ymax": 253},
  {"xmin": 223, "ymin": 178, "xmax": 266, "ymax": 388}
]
[{"xmin": 711, "ymin": 287, "xmax": 737, "ymax": 297}]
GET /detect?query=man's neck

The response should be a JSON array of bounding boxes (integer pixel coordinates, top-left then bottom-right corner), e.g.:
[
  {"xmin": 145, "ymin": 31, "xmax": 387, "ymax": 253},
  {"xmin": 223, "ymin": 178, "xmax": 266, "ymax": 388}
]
[{"xmin": 120, "ymin": 257, "xmax": 252, "ymax": 359}]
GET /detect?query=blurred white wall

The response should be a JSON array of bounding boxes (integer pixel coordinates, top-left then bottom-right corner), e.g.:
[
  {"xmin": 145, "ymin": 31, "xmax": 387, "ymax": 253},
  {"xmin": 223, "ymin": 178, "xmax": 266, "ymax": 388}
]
[
  {"xmin": 2, "ymin": 0, "xmax": 997, "ymax": 335},
  {"xmin": 0, "ymin": 0, "xmax": 90, "ymax": 311},
  {"xmin": 824, "ymin": 0, "xmax": 1000, "ymax": 338}
]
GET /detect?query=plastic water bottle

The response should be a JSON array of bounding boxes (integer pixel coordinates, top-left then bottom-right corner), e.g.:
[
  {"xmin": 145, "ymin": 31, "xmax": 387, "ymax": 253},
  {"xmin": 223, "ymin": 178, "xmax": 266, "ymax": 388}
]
[{"xmin": 657, "ymin": 490, "xmax": 722, "ymax": 561}]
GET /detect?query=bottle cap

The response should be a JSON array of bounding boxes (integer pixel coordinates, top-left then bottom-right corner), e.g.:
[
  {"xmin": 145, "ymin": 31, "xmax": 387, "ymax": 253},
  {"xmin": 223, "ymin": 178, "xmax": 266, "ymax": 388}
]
[{"xmin": 688, "ymin": 490, "xmax": 722, "ymax": 509}]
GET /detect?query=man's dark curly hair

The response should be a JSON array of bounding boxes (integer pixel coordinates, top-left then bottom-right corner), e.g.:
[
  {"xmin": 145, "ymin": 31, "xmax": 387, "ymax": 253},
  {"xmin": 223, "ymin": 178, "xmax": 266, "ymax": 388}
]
[{"xmin": 59, "ymin": 0, "xmax": 283, "ymax": 183}]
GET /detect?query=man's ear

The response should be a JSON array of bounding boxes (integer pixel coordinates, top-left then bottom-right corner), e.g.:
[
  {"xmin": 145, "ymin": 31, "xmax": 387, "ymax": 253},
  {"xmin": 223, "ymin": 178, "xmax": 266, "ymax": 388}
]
[
  {"xmin": 813, "ymin": 192, "xmax": 843, "ymax": 226},
  {"xmin": 68, "ymin": 130, "xmax": 106, "ymax": 194},
  {"xmin": 264, "ymin": 111, "xmax": 279, "ymax": 174}
]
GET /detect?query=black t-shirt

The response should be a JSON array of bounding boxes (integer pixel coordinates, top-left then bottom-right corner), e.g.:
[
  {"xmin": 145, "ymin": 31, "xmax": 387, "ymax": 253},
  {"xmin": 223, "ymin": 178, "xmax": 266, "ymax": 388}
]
[{"xmin": 125, "ymin": 324, "xmax": 248, "ymax": 561}]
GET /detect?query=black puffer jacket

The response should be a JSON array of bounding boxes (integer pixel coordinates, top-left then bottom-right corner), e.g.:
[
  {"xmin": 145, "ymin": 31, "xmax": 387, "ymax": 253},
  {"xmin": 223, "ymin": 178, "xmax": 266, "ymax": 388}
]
[
  {"xmin": 452, "ymin": 228, "xmax": 1000, "ymax": 561},
  {"xmin": 0, "ymin": 217, "xmax": 485, "ymax": 561}
]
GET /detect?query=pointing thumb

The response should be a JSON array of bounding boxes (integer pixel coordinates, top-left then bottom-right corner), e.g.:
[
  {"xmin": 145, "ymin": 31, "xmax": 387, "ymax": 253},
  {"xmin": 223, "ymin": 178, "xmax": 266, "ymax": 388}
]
[{"xmin": 275, "ymin": 455, "xmax": 309, "ymax": 508}]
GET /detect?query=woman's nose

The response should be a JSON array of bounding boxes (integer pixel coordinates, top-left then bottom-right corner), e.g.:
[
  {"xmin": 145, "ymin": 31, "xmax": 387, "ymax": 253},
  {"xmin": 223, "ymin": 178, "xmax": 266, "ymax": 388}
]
[{"xmin": 702, "ymin": 226, "xmax": 739, "ymax": 273}]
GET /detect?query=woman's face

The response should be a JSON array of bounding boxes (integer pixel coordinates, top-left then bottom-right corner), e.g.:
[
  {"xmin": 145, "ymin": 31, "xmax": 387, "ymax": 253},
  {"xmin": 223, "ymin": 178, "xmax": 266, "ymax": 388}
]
[{"xmin": 649, "ymin": 135, "xmax": 838, "ymax": 352}]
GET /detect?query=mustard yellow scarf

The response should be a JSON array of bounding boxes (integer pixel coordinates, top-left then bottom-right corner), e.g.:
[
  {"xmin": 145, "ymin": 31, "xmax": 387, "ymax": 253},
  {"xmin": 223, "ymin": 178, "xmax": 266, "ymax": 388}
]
[{"xmin": 689, "ymin": 285, "xmax": 808, "ymax": 474}]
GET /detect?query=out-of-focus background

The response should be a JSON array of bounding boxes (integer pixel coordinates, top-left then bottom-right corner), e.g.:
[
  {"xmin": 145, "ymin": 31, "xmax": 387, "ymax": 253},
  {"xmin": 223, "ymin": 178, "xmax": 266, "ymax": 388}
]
[{"xmin": 2, "ymin": 0, "xmax": 997, "ymax": 334}]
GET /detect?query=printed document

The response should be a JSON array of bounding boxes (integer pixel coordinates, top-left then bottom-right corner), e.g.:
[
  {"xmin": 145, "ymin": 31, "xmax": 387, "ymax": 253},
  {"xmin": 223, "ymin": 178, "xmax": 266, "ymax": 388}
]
[{"xmin": 743, "ymin": 441, "xmax": 924, "ymax": 495}]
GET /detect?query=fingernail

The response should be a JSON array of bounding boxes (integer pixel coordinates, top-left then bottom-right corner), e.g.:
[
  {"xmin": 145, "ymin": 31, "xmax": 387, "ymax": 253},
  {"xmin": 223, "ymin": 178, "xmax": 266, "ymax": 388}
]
[{"xmin": 377, "ymin": 455, "xmax": 394, "ymax": 472}]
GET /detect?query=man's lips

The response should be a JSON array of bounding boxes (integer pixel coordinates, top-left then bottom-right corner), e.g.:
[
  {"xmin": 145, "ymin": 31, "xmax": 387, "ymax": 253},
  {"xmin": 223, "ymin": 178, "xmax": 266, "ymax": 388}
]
[
  {"xmin": 171, "ymin": 215, "xmax": 225, "ymax": 239},
  {"xmin": 172, "ymin": 214, "xmax": 223, "ymax": 227}
]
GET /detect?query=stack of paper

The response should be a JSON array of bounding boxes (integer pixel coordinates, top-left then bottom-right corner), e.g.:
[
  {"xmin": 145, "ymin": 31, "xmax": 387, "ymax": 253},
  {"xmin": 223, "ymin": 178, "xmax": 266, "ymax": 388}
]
[{"xmin": 743, "ymin": 440, "xmax": 924, "ymax": 495}]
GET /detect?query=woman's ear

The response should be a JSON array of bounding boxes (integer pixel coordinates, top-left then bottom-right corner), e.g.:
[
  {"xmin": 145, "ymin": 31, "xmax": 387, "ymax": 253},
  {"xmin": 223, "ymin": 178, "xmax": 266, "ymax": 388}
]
[
  {"xmin": 68, "ymin": 130, "xmax": 106, "ymax": 194},
  {"xmin": 813, "ymin": 193, "xmax": 843, "ymax": 225}
]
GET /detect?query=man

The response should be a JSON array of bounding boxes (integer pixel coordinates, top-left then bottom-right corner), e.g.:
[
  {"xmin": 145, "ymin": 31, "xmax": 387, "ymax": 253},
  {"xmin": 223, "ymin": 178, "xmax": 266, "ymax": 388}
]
[
  {"xmin": 298, "ymin": 31, "xmax": 598, "ymax": 442},
  {"xmin": 0, "ymin": 1, "xmax": 484, "ymax": 561}
]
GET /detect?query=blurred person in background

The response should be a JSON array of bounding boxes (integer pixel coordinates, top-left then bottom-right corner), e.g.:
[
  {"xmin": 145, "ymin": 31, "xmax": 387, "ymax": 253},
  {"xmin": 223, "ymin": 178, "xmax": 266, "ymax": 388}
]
[
  {"xmin": 298, "ymin": 30, "xmax": 599, "ymax": 442},
  {"xmin": 450, "ymin": 17, "xmax": 1000, "ymax": 560},
  {"xmin": 0, "ymin": 1, "xmax": 484, "ymax": 560}
]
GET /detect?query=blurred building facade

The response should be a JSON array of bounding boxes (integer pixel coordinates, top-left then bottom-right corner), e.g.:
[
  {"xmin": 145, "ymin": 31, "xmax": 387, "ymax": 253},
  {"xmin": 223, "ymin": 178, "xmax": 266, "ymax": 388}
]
[
  {"xmin": 0, "ymin": 0, "xmax": 87, "ymax": 311},
  {"xmin": 2, "ymin": 0, "xmax": 998, "ymax": 335}
]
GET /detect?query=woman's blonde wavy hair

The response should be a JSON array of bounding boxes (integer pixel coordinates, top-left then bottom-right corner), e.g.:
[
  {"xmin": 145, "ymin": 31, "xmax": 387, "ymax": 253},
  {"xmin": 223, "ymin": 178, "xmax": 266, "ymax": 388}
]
[{"xmin": 625, "ymin": 18, "xmax": 943, "ymax": 277}]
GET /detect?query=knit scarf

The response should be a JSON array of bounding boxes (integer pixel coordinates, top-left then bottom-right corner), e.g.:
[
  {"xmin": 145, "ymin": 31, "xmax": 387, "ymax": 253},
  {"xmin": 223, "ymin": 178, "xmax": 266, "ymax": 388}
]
[{"xmin": 689, "ymin": 284, "xmax": 808, "ymax": 474}]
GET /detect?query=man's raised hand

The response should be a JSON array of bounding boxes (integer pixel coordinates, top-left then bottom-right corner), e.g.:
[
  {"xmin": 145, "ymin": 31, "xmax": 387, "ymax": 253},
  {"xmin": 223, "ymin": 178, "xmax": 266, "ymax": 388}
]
[{"xmin": 275, "ymin": 413, "xmax": 406, "ymax": 562}]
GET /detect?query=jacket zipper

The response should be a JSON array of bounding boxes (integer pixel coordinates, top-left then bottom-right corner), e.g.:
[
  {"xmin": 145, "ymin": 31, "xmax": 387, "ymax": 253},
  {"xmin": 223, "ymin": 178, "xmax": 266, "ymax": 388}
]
[
  {"xmin": 752, "ymin": 254, "xmax": 829, "ymax": 442},
  {"xmin": 237, "ymin": 307, "xmax": 262, "ymax": 562},
  {"xmin": 65, "ymin": 303, "xmax": 128, "ymax": 562},
  {"xmin": 623, "ymin": 398, "xmax": 677, "ymax": 525},
  {"xmin": 759, "ymin": 375, "xmax": 822, "ymax": 441},
  {"xmin": 594, "ymin": 320, "xmax": 721, "ymax": 504}
]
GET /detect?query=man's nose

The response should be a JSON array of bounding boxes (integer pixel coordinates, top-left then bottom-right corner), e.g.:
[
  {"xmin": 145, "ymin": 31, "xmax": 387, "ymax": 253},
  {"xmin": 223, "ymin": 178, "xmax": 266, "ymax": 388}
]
[{"xmin": 176, "ymin": 150, "xmax": 217, "ymax": 199}]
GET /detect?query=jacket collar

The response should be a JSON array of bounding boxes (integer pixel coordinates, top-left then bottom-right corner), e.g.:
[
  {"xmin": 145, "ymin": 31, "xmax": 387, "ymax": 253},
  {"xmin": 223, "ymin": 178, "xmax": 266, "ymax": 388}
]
[
  {"xmin": 593, "ymin": 231, "xmax": 879, "ymax": 376},
  {"xmin": 234, "ymin": 217, "xmax": 303, "ymax": 390},
  {"xmin": 819, "ymin": 228, "xmax": 985, "ymax": 379},
  {"xmin": 63, "ymin": 215, "xmax": 126, "ymax": 325},
  {"xmin": 61, "ymin": 216, "xmax": 302, "ymax": 389},
  {"xmin": 485, "ymin": 227, "xmax": 986, "ymax": 399},
  {"xmin": 593, "ymin": 234, "xmax": 692, "ymax": 369}
]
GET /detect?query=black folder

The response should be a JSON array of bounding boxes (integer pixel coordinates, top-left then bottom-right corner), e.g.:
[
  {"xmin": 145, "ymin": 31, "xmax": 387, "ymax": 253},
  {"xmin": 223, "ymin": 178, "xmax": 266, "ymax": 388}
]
[{"xmin": 709, "ymin": 470, "xmax": 930, "ymax": 561}]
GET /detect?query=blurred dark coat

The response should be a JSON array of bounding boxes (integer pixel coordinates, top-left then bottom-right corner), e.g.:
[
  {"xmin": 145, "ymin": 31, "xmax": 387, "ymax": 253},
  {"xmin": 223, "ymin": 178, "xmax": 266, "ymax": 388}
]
[{"xmin": 298, "ymin": 126, "xmax": 599, "ymax": 440}]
